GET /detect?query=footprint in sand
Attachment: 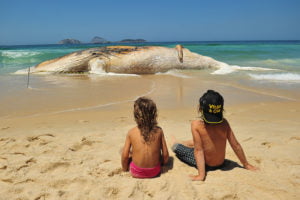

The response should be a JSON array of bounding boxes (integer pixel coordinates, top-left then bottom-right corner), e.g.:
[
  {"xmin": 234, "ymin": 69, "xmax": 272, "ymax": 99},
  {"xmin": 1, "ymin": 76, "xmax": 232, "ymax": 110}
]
[
  {"xmin": 41, "ymin": 162, "xmax": 70, "ymax": 173},
  {"xmin": 15, "ymin": 158, "xmax": 37, "ymax": 171},
  {"xmin": 16, "ymin": 164, "xmax": 29, "ymax": 171},
  {"xmin": 58, "ymin": 190, "xmax": 66, "ymax": 197},
  {"xmin": 27, "ymin": 133, "xmax": 55, "ymax": 142},
  {"xmin": 128, "ymin": 181, "xmax": 155, "ymax": 198},
  {"xmin": 26, "ymin": 157, "xmax": 37, "ymax": 164},
  {"xmin": 69, "ymin": 137, "xmax": 101, "ymax": 152},
  {"xmin": 0, "ymin": 137, "xmax": 16, "ymax": 145},
  {"xmin": 15, "ymin": 178, "xmax": 35, "ymax": 185},
  {"xmin": 48, "ymin": 179, "xmax": 71, "ymax": 189},
  {"xmin": 104, "ymin": 187, "xmax": 119, "ymax": 198},
  {"xmin": 26, "ymin": 133, "xmax": 55, "ymax": 146},
  {"xmin": 0, "ymin": 165, "xmax": 7, "ymax": 170},
  {"xmin": 0, "ymin": 159, "xmax": 8, "ymax": 171},
  {"xmin": 107, "ymin": 168, "xmax": 124, "ymax": 177},
  {"xmin": 1, "ymin": 178, "xmax": 14, "ymax": 183},
  {"xmin": 88, "ymin": 166, "xmax": 109, "ymax": 177},
  {"xmin": 252, "ymin": 156, "xmax": 262, "ymax": 164},
  {"xmin": 34, "ymin": 193, "xmax": 49, "ymax": 200},
  {"xmin": 87, "ymin": 160, "xmax": 112, "ymax": 177},
  {"xmin": 261, "ymin": 141, "xmax": 272, "ymax": 148}
]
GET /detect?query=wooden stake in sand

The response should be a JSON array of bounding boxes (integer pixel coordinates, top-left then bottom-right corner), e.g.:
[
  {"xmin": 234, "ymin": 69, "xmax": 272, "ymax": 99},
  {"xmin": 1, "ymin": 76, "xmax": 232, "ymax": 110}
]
[{"xmin": 27, "ymin": 67, "xmax": 30, "ymax": 88}]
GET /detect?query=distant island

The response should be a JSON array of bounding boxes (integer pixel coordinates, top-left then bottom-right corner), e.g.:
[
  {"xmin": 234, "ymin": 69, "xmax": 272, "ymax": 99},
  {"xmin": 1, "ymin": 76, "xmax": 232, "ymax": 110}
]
[
  {"xmin": 58, "ymin": 39, "xmax": 81, "ymax": 44},
  {"xmin": 58, "ymin": 37, "xmax": 146, "ymax": 44},
  {"xmin": 119, "ymin": 39, "xmax": 146, "ymax": 43},
  {"xmin": 90, "ymin": 36, "xmax": 109, "ymax": 44}
]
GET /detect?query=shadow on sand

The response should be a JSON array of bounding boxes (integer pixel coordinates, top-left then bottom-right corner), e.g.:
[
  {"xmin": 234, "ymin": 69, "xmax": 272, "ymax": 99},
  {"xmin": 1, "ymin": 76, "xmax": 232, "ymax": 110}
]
[
  {"xmin": 161, "ymin": 156, "xmax": 174, "ymax": 174},
  {"xmin": 219, "ymin": 159, "xmax": 243, "ymax": 171},
  {"xmin": 175, "ymin": 154, "xmax": 243, "ymax": 172}
]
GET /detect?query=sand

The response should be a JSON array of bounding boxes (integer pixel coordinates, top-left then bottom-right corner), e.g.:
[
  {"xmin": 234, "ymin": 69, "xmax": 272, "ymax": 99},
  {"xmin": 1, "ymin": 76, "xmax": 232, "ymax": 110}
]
[{"xmin": 0, "ymin": 72, "xmax": 299, "ymax": 200}]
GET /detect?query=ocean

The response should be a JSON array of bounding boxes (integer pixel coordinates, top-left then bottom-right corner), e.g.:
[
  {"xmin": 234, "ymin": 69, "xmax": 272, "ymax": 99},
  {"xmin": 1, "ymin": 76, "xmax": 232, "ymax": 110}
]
[{"xmin": 1, "ymin": 41, "xmax": 300, "ymax": 81}]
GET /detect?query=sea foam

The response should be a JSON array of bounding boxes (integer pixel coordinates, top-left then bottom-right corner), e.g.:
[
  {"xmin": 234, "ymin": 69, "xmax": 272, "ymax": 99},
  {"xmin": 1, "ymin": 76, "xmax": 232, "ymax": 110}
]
[
  {"xmin": 89, "ymin": 70, "xmax": 140, "ymax": 77},
  {"xmin": 249, "ymin": 73, "xmax": 300, "ymax": 81},
  {"xmin": 156, "ymin": 70, "xmax": 191, "ymax": 78},
  {"xmin": 1, "ymin": 50, "xmax": 41, "ymax": 58},
  {"xmin": 212, "ymin": 64, "xmax": 277, "ymax": 75}
]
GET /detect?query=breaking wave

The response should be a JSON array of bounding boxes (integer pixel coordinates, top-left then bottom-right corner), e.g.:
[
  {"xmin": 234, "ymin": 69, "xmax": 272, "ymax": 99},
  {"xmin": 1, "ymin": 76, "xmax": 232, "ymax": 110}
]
[
  {"xmin": 1, "ymin": 50, "xmax": 42, "ymax": 58},
  {"xmin": 249, "ymin": 73, "xmax": 300, "ymax": 81},
  {"xmin": 212, "ymin": 64, "xmax": 277, "ymax": 75}
]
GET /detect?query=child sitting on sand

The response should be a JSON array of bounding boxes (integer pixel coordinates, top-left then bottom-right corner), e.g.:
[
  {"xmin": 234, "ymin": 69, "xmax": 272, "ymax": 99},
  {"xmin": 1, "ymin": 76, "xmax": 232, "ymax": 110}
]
[
  {"xmin": 121, "ymin": 97, "xmax": 169, "ymax": 178},
  {"xmin": 172, "ymin": 90, "xmax": 257, "ymax": 181}
]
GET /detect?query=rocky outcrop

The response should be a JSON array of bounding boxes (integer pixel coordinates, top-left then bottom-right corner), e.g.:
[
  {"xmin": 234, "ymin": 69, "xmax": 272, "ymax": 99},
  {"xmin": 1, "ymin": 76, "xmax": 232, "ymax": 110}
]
[{"xmin": 58, "ymin": 39, "xmax": 81, "ymax": 44}]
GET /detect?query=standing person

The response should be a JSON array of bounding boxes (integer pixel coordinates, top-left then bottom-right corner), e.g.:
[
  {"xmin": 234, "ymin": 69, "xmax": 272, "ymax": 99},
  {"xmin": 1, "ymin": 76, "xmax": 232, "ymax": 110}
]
[
  {"xmin": 172, "ymin": 90, "xmax": 257, "ymax": 181},
  {"xmin": 121, "ymin": 97, "xmax": 169, "ymax": 178}
]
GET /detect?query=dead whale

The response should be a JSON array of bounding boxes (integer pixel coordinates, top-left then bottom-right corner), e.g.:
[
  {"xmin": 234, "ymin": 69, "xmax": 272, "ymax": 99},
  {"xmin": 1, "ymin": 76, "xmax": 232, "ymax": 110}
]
[{"xmin": 15, "ymin": 45, "xmax": 229, "ymax": 74}]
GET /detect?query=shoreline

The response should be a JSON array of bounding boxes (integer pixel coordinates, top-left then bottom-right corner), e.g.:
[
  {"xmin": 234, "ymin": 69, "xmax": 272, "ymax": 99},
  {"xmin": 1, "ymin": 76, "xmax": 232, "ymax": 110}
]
[{"xmin": 1, "ymin": 71, "xmax": 300, "ymax": 118}]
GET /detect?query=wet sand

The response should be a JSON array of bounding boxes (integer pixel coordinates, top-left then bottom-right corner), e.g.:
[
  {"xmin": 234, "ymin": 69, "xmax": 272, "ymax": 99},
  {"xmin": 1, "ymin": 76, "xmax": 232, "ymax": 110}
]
[{"xmin": 0, "ymin": 72, "xmax": 299, "ymax": 199}]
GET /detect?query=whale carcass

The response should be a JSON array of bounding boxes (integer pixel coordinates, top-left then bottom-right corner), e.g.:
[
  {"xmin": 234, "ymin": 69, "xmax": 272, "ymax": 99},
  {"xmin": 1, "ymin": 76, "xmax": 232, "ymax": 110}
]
[{"xmin": 16, "ymin": 45, "xmax": 229, "ymax": 74}]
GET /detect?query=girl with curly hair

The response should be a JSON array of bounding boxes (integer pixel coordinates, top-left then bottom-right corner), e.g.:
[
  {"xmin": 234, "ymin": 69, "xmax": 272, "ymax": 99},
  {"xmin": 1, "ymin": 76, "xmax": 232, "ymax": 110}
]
[{"xmin": 121, "ymin": 97, "xmax": 169, "ymax": 178}]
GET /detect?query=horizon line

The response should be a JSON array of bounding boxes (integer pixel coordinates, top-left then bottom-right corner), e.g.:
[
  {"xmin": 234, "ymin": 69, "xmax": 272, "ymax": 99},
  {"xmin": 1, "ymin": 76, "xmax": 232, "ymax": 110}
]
[{"xmin": 1, "ymin": 39, "xmax": 300, "ymax": 47}]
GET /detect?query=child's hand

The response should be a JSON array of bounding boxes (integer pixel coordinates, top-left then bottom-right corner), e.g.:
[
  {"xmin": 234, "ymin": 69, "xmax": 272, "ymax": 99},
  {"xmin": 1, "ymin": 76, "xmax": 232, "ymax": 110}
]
[
  {"xmin": 244, "ymin": 164, "xmax": 259, "ymax": 171},
  {"xmin": 189, "ymin": 174, "xmax": 205, "ymax": 181}
]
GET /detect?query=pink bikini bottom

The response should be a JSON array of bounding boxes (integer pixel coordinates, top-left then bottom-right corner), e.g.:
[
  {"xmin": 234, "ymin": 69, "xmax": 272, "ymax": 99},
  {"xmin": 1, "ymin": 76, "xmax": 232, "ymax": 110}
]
[{"xmin": 130, "ymin": 162, "xmax": 161, "ymax": 178}]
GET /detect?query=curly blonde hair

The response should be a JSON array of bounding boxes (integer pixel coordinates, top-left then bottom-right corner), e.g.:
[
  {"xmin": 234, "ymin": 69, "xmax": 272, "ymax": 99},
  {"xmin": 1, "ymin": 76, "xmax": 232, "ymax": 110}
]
[{"xmin": 134, "ymin": 97, "xmax": 158, "ymax": 142}]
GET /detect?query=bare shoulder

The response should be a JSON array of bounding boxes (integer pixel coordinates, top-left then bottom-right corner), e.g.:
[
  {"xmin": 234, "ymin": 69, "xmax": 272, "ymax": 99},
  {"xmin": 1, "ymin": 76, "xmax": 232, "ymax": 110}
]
[
  {"xmin": 221, "ymin": 118, "xmax": 231, "ymax": 128},
  {"xmin": 222, "ymin": 118, "xmax": 229, "ymax": 124},
  {"xmin": 153, "ymin": 126, "xmax": 164, "ymax": 135},
  {"xmin": 127, "ymin": 126, "xmax": 139, "ymax": 137},
  {"xmin": 191, "ymin": 119, "xmax": 205, "ymax": 128}
]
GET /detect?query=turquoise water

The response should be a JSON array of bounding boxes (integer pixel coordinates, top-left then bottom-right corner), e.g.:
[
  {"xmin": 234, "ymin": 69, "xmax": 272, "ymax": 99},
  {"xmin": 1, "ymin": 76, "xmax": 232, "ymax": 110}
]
[{"xmin": 0, "ymin": 41, "xmax": 300, "ymax": 81}]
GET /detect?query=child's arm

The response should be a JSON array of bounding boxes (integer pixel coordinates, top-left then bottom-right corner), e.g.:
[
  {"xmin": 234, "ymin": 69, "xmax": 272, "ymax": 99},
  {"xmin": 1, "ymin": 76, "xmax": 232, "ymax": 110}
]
[
  {"xmin": 227, "ymin": 124, "xmax": 258, "ymax": 171},
  {"xmin": 121, "ymin": 133, "xmax": 131, "ymax": 171},
  {"xmin": 190, "ymin": 121, "xmax": 206, "ymax": 181},
  {"xmin": 161, "ymin": 130, "xmax": 169, "ymax": 165}
]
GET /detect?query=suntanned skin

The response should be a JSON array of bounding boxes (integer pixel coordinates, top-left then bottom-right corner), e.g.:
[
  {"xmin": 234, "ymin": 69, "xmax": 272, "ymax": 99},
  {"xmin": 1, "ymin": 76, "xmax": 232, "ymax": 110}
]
[
  {"xmin": 121, "ymin": 126, "xmax": 169, "ymax": 173},
  {"xmin": 178, "ymin": 118, "xmax": 257, "ymax": 181}
]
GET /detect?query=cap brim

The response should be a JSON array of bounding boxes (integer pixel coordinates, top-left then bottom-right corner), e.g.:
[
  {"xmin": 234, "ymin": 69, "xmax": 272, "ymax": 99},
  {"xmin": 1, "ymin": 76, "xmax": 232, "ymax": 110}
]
[{"xmin": 203, "ymin": 112, "xmax": 223, "ymax": 124}]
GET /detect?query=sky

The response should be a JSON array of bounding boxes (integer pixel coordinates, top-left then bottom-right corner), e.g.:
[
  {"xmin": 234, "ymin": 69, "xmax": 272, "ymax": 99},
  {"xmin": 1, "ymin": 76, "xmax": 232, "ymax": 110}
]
[{"xmin": 0, "ymin": 0, "xmax": 299, "ymax": 45}]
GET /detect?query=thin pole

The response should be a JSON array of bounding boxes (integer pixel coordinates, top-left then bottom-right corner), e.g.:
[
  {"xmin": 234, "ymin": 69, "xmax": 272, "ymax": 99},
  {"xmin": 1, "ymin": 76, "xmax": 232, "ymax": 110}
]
[{"xmin": 27, "ymin": 67, "xmax": 30, "ymax": 88}]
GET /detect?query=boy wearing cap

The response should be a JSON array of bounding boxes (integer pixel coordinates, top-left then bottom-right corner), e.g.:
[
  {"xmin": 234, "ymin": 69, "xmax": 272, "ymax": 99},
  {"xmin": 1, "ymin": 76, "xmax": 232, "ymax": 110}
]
[{"xmin": 172, "ymin": 90, "xmax": 257, "ymax": 181}]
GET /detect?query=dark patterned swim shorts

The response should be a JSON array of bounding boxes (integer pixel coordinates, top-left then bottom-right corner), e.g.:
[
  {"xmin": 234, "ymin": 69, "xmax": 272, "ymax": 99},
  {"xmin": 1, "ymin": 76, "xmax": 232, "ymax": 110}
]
[
  {"xmin": 172, "ymin": 143, "xmax": 224, "ymax": 170},
  {"xmin": 172, "ymin": 143, "xmax": 197, "ymax": 167}
]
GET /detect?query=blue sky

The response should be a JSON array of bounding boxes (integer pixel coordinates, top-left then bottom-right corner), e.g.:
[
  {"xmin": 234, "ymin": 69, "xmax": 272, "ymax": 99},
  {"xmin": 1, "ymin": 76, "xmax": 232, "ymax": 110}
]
[{"xmin": 0, "ymin": 0, "xmax": 299, "ymax": 45}]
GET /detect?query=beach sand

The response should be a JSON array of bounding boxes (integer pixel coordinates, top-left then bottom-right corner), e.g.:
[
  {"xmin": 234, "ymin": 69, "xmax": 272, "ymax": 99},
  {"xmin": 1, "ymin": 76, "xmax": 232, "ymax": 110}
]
[{"xmin": 0, "ymin": 72, "xmax": 299, "ymax": 200}]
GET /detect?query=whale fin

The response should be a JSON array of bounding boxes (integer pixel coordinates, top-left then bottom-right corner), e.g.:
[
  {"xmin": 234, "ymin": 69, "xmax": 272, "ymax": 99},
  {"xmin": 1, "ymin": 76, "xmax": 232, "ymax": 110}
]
[{"xmin": 175, "ymin": 45, "xmax": 183, "ymax": 63}]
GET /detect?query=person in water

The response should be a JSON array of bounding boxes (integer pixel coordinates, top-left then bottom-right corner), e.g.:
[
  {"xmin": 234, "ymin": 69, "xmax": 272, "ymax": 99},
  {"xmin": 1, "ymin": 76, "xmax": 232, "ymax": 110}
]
[
  {"xmin": 121, "ymin": 97, "xmax": 169, "ymax": 178},
  {"xmin": 172, "ymin": 90, "xmax": 258, "ymax": 181}
]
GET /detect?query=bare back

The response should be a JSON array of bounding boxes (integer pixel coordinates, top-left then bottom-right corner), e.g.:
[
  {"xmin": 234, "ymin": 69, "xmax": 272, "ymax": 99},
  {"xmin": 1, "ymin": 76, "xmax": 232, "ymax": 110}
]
[
  {"xmin": 128, "ymin": 126, "xmax": 165, "ymax": 168},
  {"xmin": 192, "ymin": 119, "xmax": 230, "ymax": 166}
]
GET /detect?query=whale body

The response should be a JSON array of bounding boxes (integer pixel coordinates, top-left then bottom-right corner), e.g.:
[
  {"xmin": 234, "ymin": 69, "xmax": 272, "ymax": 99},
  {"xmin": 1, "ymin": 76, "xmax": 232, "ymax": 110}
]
[{"xmin": 15, "ymin": 45, "xmax": 229, "ymax": 74}]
